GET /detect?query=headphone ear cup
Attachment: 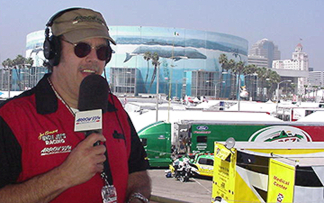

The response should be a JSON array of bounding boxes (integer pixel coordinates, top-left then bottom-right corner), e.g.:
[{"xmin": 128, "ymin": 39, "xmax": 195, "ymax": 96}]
[
  {"xmin": 50, "ymin": 36, "xmax": 61, "ymax": 66},
  {"xmin": 106, "ymin": 46, "xmax": 112, "ymax": 64},
  {"xmin": 105, "ymin": 43, "xmax": 113, "ymax": 64},
  {"xmin": 43, "ymin": 35, "xmax": 61, "ymax": 66},
  {"xmin": 43, "ymin": 32, "xmax": 54, "ymax": 60}
]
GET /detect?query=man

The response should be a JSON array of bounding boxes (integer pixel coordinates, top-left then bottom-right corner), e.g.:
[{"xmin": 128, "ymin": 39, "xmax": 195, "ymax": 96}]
[{"xmin": 0, "ymin": 8, "xmax": 151, "ymax": 203}]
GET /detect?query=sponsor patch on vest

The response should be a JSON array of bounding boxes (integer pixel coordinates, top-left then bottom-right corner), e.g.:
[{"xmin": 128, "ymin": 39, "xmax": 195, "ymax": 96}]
[
  {"xmin": 38, "ymin": 129, "xmax": 67, "ymax": 145},
  {"xmin": 41, "ymin": 145, "xmax": 72, "ymax": 156}
]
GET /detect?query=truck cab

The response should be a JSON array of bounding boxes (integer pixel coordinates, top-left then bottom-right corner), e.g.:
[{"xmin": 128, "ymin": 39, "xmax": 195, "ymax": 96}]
[{"xmin": 138, "ymin": 121, "xmax": 172, "ymax": 167}]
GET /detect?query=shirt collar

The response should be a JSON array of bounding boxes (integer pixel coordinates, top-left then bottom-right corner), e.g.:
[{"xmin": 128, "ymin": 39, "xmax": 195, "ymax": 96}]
[{"xmin": 35, "ymin": 73, "xmax": 116, "ymax": 114}]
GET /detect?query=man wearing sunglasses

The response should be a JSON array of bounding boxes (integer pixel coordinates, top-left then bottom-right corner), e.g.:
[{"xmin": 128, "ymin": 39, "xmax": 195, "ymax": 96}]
[{"xmin": 0, "ymin": 8, "xmax": 151, "ymax": 203}]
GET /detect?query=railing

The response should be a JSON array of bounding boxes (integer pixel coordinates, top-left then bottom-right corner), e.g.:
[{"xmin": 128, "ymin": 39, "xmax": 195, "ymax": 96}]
[{"xmin": 150, "ymin": 195, "xmax": 188, "ymax": 203}]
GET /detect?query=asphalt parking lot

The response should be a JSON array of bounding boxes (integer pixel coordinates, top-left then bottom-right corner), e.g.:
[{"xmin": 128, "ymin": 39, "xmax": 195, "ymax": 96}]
[{"xmin": 148, "ymin": 169, "xmax": 213, "ymax": 203}]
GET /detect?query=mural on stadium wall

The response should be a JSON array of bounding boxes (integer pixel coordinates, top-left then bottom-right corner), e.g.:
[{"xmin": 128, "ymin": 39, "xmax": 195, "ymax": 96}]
[
  {"xmin": 24, "ymin": 27, "xmax": 248, "ymax": 98},
  {"xmin": 107, "ymin": 26, "xmax": 248, "ymax": 98}
]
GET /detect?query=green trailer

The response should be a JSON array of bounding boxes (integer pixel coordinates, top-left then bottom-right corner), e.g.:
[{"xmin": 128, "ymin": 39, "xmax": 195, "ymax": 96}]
[{"xmin": 138, "ymin": 120, "xmax": 324, "ymax": 167}]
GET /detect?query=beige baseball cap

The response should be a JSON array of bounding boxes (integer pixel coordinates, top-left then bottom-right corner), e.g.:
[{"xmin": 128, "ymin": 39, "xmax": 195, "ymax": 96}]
[{"xmin": 51, "ymin": 8, "xmax": 116, "ymax": 45}]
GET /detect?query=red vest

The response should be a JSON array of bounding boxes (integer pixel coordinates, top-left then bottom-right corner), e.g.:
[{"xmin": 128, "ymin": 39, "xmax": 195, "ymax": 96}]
[{"xmin": 0, "ymin": 82, "xmax": 132, "ymax": 203}]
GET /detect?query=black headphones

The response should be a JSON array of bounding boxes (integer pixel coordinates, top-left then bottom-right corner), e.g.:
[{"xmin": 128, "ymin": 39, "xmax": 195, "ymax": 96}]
[{"xmin": 43, "ymin": 7, "xmax": 112, "ymax": 67}]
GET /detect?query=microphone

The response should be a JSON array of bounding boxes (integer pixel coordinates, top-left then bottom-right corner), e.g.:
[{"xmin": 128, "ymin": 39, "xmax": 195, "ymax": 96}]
[{"xmin": 74, "ymin": 74, "xmax": 109, "ymax": 144}]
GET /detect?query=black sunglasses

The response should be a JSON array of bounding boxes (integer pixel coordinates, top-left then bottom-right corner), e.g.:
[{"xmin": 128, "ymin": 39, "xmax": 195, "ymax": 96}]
[{"xmin": 62, "ymin": 38, "xmax": 111, "ymax": 61}]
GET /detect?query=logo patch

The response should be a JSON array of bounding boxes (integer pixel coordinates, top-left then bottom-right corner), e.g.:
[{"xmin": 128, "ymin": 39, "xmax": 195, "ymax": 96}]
[
  {"xmin": 39, "ymin": 129, "xmax": 67, "ymax": 145},
  {"xmin": 196, "ymin": 125, "xmax": 208, "ymax": 131},
  {"xmin": 41, "ymin": 145, "xmax": 72, "ymax": 156},
  {"xmin": 249, "ymin": 126, "xmax": 312, "ymax": 143}
]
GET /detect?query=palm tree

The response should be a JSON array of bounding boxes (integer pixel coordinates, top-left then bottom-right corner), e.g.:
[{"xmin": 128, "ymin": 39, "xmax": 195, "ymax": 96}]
[
  {"xmin": 266, "ymin": 70, "xmax": 280, "ymax": 100},
  {"xmin": 2, "ymin": 55, "xmax": 34, "ymax": 91},
  {"xmin": 219, "ymin": 54, "xmax": 237, "ymax": 98},
  {"xmin": 232, "ymin": 49, "xmax": 242, "ymax": 61},
  {"xmin": 219, "ymin": 54, "xmax": 235, "ymax": 73},
  {"xmin": 256, "ymin": 67, "xmax": 268, "ymax": 101},
  {"xmin": 290, "ymin": 83, "xmax": 297, "ymax": 97},
  {"xmin": 232, "ymin": 49, "xmax": 243, "ymax": 99},
  {"xmin": 1, "ymin": 58, "xmax": 14, "ymax": 91},
  {"xmin": 243, "ymin": 64, "xmax": 257, "ymax": 76},
  {"xmin": 143, "ymin": 51, "xmax": 152, "ymax": 88},
  {"xmin": 12, "ymin": 55, "xmax": 26, "ymax": 67},
  {"xmin": 232, "ymin": 61, "xmax": 245, "ymax": 99},
  {"xmin": 226, "ymin": 59, "xmax": 237, "ymax": 99},
  {"xmin": 218, "ymin": 54, "xmax": 228, "ymax": 70},
  {"xmin": 255, "ymin": 67, "xmax": 280, "ymax": 101},
  {"xmin": 25, "ymin": 57, "xmax": 34, "ymax": 68},
  {"xmin": 242, "ymin": 64, "xmax": 258, "ymax": 100},
  {"xmin": 150, "ymin": 52, "xmax": 160, "ymax": 89},
  {"xmin": 2, "ymin": 58, "xmax": 13, "ymax": 69},
  {"xmin": 218, "ymin": 54, "xmax": 227, "ymax": 98},
  {"xmin": 12, "ymin": 55, "xmax": 30, "ymax": 90}
]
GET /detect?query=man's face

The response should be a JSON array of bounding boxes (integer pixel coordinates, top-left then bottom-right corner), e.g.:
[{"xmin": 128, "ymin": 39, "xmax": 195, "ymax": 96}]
[{"xmin": 54, "ymin": 37, "xmax": 108, "ymax": 99}]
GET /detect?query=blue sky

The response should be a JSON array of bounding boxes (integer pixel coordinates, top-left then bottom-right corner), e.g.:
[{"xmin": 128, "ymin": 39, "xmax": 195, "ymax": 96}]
[{"xmin": 0, "ymin": 0, "xmax": 323, "ymax": 70}]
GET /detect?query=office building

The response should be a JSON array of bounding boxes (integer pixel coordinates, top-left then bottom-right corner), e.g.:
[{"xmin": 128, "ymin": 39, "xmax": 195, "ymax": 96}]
[
  {"xmin": 272, "ymin": 43, "xmax": 309, "ymax": 95},
  {"xmin": 249, "ymin": 38, "xmax": 281, "ymax": 68},
  {"xmin": 248, "ymin": 55, "xmax": 268, "ymax": 68}
]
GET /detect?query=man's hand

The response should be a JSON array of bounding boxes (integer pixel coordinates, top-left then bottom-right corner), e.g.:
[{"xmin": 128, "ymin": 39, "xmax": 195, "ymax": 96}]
[{"xmin": 58, "ymin": 133, "xmax": 107, "ymax": 187}]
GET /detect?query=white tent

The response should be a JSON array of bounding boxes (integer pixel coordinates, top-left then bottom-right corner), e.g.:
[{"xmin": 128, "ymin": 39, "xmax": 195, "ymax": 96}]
[
  {"xmin": 0, "ymin": 91, "xmax": 23, "ymax": 99},
  {"xmin": 296, "ymin": 111, "xmax": 324, "ymax": 122}
]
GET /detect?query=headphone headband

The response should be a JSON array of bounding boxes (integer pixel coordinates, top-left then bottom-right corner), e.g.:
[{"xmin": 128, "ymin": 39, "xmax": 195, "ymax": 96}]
[
  {"xmin": 44, "ymin": 8, "xmax": 84, "ymax": 67},
  {"xmin": 46, "ymin": 7, "xmax": 82, "ymax": 27},
  {"xmin": 43, "ymin": 7, "xmax": 112, "ymax": 67}
]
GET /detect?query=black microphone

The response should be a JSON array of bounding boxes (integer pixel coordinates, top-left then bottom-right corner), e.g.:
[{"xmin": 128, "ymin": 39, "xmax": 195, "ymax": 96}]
[
  {"xmin": 78, "ymin": 74, "xmax": 109, "ymax": 112},
  {"xmin": 74, "ymin": 74, "xmax": 109, "ymax": 144}
]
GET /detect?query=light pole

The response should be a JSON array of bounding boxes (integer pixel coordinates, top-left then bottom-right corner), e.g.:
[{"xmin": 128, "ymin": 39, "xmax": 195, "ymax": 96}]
[
  {"xmin": 156, "ymin": 64, "xmax": 159, "ymax": 122},
  {"xmin": 276, "ymin": 80, "xmax": 292, "ymax": 114},
  {"xmin": 237, "ymin": 75, "xmax": 241, "ymax": 111},
  {"xmin": 206, "ymin": 80, "xmax": 225, "ymax": 99},
  {"xmin": 232, "ymin": 50, "xmax": 244, "ymax": 111},
  {"xmin": 6, "ymin": 68, "xmax": 12, "ymax": 98},
  {"xmin": 222, "ymin": 71, "xmax": 241, "ymax": 111},
  {"xmin": 246, "ymin": 73, "xmax": 258, "ymax": 101}
]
